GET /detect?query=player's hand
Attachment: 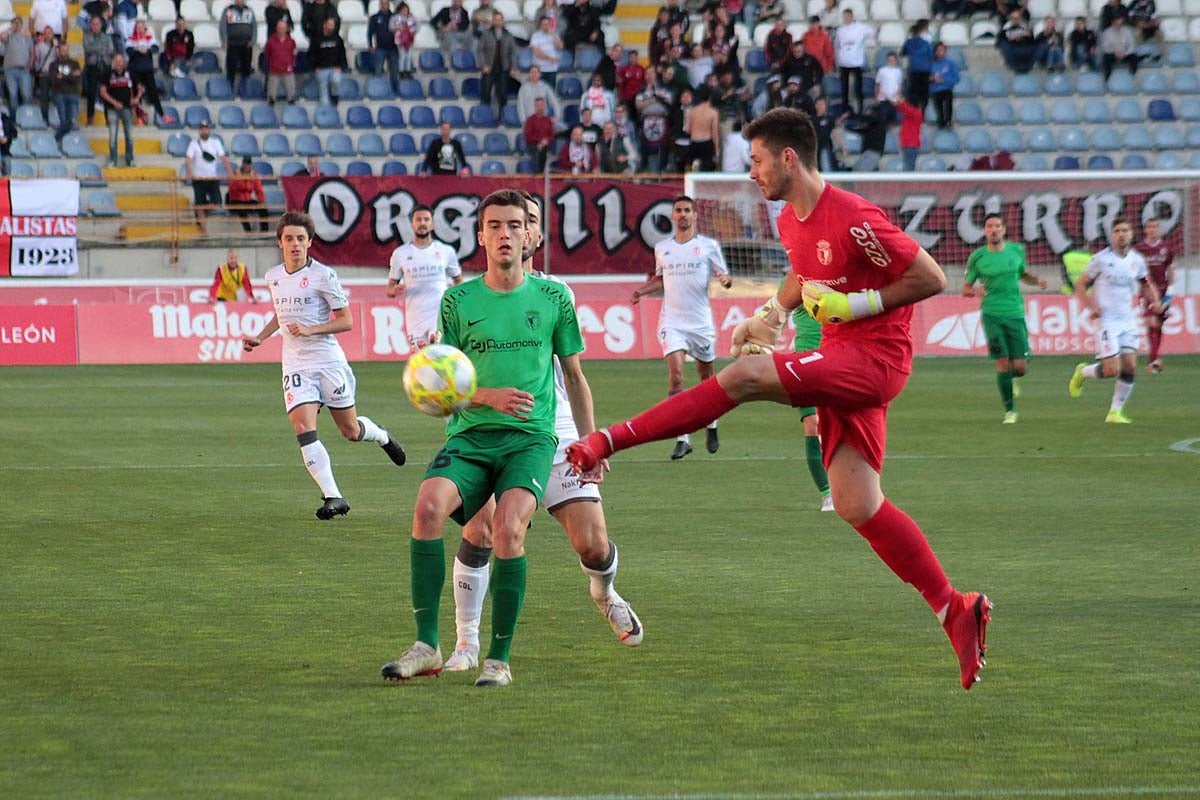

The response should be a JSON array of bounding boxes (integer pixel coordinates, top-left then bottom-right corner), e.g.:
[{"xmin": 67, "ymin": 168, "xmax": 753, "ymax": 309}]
[
  {"xmin": 801, "ymin": 282, "xmax": 883, "ymax": 325},
  {"xmin": 630, "ymin": 290, "xmax": 641, "ymax": 305},
  {"xmin": 241, "ymin": 335, "xmax": 261, "ymax": 351},
  {"xmin": 730, "ymin": 296, "xmax": 786, "ymax": 356},
  {"xmin": 285, "ymin": 322, "xmax": 307, "ymax": 337},
  {"xmin": 475, "ymin": 387, "xmax": 535, "ymax": 419},
  {"xmin": 576, "ymin": 457, "xmax": 609, "ymax": 485},
  {"xmin": 960, "ymin": 285, "xmax": 976, "ymax": 298},
  {"xmin": 1037, "ymin": 277, "xmax": 1049, "ymax": 290}
]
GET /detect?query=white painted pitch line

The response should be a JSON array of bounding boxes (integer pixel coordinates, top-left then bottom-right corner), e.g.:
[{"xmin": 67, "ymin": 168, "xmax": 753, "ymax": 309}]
[{"xmin": 504, "ymin": 787, "xmax": 1200, "ymax": 800}]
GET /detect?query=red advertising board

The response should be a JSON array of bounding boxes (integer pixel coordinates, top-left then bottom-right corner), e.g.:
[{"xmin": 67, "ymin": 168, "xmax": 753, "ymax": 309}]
[{"xmin": 0, "ymin": 305, "xmax": 78, "ymax": 364}]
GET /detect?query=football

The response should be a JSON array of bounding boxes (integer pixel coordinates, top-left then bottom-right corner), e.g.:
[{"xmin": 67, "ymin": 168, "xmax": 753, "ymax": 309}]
[{"xmin": 403, "ymin": 344, "xmax": 477, "ymax": 417}]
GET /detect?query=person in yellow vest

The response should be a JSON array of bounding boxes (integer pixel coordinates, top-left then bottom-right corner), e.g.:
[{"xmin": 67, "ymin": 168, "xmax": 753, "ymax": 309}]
[
  {"xmin": 209, "ymin": 249, "xmax": 258, "ymax": 303},
  {"xmin": 1061, "ymin": 249, "xmax": 1091, "ymax": 294}
]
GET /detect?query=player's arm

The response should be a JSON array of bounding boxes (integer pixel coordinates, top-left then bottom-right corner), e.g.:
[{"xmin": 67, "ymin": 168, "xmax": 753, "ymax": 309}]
[
  {"xmin": 470, "ymin": 387, "xmax": 534, "ymax": 419},
  {"xmin": 558, "ymin": 352, "xmax": 607, "ymax": 483},
  {"xmin": 961, "ymin": 253, "xmax": 979, "ymax": 297},
  {"xmin": 1073, "ymin": 270, "xmax": 1099, "ymax": 317},
  {"xmin": 631, "ymin": 275, "xmax": 663, "ymax": 304},
  {"xmin": 242, "ymin": 312, "xmax": 279, "ymax": 350},
  {"xmin": 1139, "ymin": 276, "xmax": 1162, "ymax": 312},
  {"xmin": 241, "ymin": 271, "xmax": 257, "ymax": 302},
  {"xmin": 800, "ymin": 247, "xmax": 946, "ymax": 327},
  {"xmin": 287, "ymin": 305, "xmax": 353, "ymax": 337},
  {"xmin": 209, "ymin": 268, "xmax": 223, "ymax": 303},
  {"xmin": 710, "ymin": 242, "xmax": 733, "ymax": 289},
  {"xmin": 385, "ymin": 277, "xmax": 403, "ymax": 298},
  {"xmin": 1019, "ymin": 268, "xmax": 1048, "ymax": 290},
  {"xmin": 879, "ymin": 248, "xmax": 947, "ymax": 310}
]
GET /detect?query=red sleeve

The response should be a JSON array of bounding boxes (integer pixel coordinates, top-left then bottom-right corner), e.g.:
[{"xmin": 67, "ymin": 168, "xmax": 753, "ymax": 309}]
[
  {"xmin": 209, "ymin": 268, "xmax": 222, "ymax": 302},
  {"xmin": 241, "ymin": 270, "xmax": 255, "ymax": 296},
  {"xmin": 254, "ymin": 179, "xmax": 265, "ymax": 204},
  {"xmin": 852, "ymin": 202, "xmax": 921, "ymax": 279}
]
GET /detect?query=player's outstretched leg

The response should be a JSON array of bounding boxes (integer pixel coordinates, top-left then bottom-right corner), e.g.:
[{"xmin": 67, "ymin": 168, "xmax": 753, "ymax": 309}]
[
  {"xmin": 316, "ymin": 496, "xmax": 350, "ymax": 520},
  {"xmin": 357, "ymin": 415, "xmax": 406, "ymax": 466},
  {"xmin": 941, "ymin": 591, "xmax": 993, "ymax": 690},
  {"xmin": 1068, "ymin": 363, "xmax": 1090, "ymax": 397},
  {"xmin": 580, "ymin": 541, "xmax": 643, "ymax": 646},
  {"xmin": 381, "ymin": 641, "xmax": 443, "ymax": 681}
]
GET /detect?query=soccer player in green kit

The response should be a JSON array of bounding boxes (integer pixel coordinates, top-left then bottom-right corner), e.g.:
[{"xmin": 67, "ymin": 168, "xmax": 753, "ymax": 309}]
[
  {"xmin": 962, "ymin": 213, "xmax": 1047, "ymax": 423},
  {"xmin": 381, "ymin": 189, "xmax": 594, "ymax": 688},
  {"xmin": 790, "ymin": 292, "xmax": 833, "ymax": 511}
]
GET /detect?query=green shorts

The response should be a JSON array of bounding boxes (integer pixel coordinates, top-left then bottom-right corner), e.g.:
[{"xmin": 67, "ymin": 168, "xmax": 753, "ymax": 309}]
[
  {"xmin": 424, "ymin": 428, "xmax": 557, "ymax": 525},
  {"xmin": 794, "ymin": 320, "xmax": 823, "ymax": 419},
  {"xmin": 982, "ymin": 313, "xmax": 1030, "ymax": 361}
]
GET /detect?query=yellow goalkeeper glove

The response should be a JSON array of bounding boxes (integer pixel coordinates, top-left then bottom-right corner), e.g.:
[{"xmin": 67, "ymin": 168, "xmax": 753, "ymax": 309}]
[
  {"xmin": 801, "ymin": 282, "xmax": 885, "ymax": 325},
  {"xmin": 730, "ymin": 295, "xmax": 790, "ymax": 357}
]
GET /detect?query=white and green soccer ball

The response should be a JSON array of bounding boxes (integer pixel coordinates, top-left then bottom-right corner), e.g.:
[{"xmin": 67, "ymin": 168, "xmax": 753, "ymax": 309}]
[{"xmin": 403, "ymin": 344, "xmax": 477, "ymax": 417}]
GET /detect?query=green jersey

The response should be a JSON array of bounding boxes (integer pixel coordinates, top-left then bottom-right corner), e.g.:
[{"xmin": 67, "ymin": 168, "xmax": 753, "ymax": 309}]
[
  {"xmin": 964, "ymin": 242, "xmax": 1028, "ymax": 319},
  {"xmin": 440, "ymin": 273, "xmax": 584, "ymax": 438}
]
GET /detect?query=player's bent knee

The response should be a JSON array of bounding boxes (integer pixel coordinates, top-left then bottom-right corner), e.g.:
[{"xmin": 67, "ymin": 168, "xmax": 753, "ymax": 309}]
[{"xmin": 1119, "ymin": 370, "xmax": 1135, "ymax": 383}]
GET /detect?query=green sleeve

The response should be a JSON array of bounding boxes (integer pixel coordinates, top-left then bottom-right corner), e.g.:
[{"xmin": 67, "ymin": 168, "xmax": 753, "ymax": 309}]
[
  {"xmin": 550, "ymin": 284, "xmax": 584, "ymax": 358},
  {"xmin": 964, "ymin": 248, "xmax": 981, "ymax": 284},
  {"xmin": 439, "ymin": 290, "xmax": 461, "ymax": 349},
  {"xmin": 1014, "ymin": 243, "xmax": 1027, "ymax": 277}
]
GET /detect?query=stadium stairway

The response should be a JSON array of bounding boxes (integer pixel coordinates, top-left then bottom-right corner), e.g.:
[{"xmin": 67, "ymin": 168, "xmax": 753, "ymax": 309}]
[
  {"xmin": 611, "ymin": 3, "xmax": 658, "ymax": 49},
  {"xmin": 12, "ymin": 2, "xmax": 83, "ymax": 44}
]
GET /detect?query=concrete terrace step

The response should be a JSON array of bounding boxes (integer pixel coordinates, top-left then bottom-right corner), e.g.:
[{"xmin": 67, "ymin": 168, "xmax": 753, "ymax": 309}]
[
  {"xmin": 114, "ymin": 193, "xmax": 192, "ymax": 211},
  {"xmin": 90, "ymin": 137, "xmax": 164, "ymax": 156}
]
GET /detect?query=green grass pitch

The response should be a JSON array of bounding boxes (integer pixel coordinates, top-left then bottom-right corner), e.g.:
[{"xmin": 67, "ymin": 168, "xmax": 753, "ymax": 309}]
[{"xmin": 2, "ymin": 356, "xmax": 1198, "ymax": 799}]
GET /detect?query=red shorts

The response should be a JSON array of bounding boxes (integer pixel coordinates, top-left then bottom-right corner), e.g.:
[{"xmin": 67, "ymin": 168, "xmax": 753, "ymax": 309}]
[{"xmin": 772, "ymin": 342, "xmax": 910, "ymax": 473}]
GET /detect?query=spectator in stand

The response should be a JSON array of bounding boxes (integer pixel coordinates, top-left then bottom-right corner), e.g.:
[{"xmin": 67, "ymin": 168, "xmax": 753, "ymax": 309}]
[
  {"xmin": 393, "ymin": 2, "xmax": 418, "ymax": 80},
  {"xmin": 720, "ymin": 119, "xmax": 750, "ymax": 172},
  {"xmin": 783, "ymin": 40, "xmax": 823, "ymax": 97},
  {"xmin": 753, "ymin": 0, "xmax": 785, "ymax": 31},
  {"xmin": 818, "ymin": 0, "xmax": 841, "ymax": 31},
  {"xmin": 302, "ymin": 154, "xmax": 322, "ymax": 175},
  {"xmin": 802, "ymin": 16, "xmax": 834, "ymax": 75},
  {"xmin": 996, "ymin": 10, "xmax": 1037, "ymax": 72},
  {"xmin": 369, "ymin": 0, "xmax": 400, "ymax": 90},
  {"xmin": 929, "ymin": 41, "xmax": 959, "ymax": 128},
  {"xmin": 30, "ymin": 0, "xmax": 68, "ymax": 40},
  {"xmin": 1127, "ymin": 0, "xmax": 1161, "ymax": 50},
  {"xmin": 529, "ymin": 16, "xmax": 561, "ymax": 89},
  {"xmin": 577, "ymin": 106, "xmax": 602, "ymax": 146},
  {"xmin": 667, "ymin": 86, "xmax": 693, "ymax": 169},
  {"xmin": 562, "ymin": 0, "xmax": 603, "ymax": 54},
  {"xmin": 902, "ymin": 19, "xmax": 934, "ymax": 110},
  {"xmin": 1100, "ymin": 14, "xmax": 1138, "ymax": 78},
  {"xmin": 874, "ymin": 51, "xmax": 903, "ymax": 116},
  {"xmin": 184, "ymin": 120, "xmax": 233, "ymax": 231},
  {"xmin": 424, "ymin": 121, "xmax": 471, "ymax": 175},
  {"xmin": 517, "ymin": 66, "xmax": 555, "ymax": 122},
  {"xmin": 750, "ymin": 71, "xmax": 780, "ymax": 118},
  {"xmin": 1069, "ymin": 16, "xmax": 1099, "ymax": 71},
  {"xmin": 933, "ymin": 0, "xmax": 968, "ymax": 19},
  {"xmin": 265, "ymin": 0, "xmax": 294, "ymax": 35},
  {"xmin": 1, "ymin": 19, "xmax": 35, "ymax": 111},
  {"xmin": 850, "ymin": 101, "xmax": 887, "ymax": 171},
  {"xmin": 663, "ymin": 23, "xmax": 689, "ymax": 67},
  {"xmin": 649, "ymin": 8, "xmax": 672, "ymax": 65},
  {"xmin": 126, "ymin": 19, "xmax": 172, "ymax": 123},
  {"xmin": 680, "ymin": 43, "xmax": 714, "ymax": 90},
  {"xmin": 209, "ymin": 248, "xmax": 257, "ymax": 302},
  {"xmin": 1035, "ymin": 15, "xmax": 1066, "ymax": 72},
  {"xmin": 764, "ymin": 18, "xmax": 791, "ymax": 73},
  {"xmin": 595, "ymin": 43, "xmax": 622, "ymax": 91},
  {"xmin": 616, "ymin": 49, "xmax": 645, "ymax": 120},
  {"xmin": 47, "ymin": 42, "xmax": 80, "ymax": 145},
  {"xmin": 533, "ymin": 0, "xmax": 561, "ymax": 32},
  {"xmin": 896, "ymin": 95, "xmax": 923, "ymax": 171},
  {"xmin": 834, "ymin": 8, "xmax": 874, "ymax": 116},
  {"xmin": 301, "ymin": 0, "xmax": 340, "ymax": 45},
  {"xmin": 82, "ymin": 14, "xmax": 113, "ymax": 124},
  {"xmin": 113, "ymin": 0, "xmax": 137, "ymax": 49},
  {"xmin": 664, "ymin": 0, "xmax": 690, "ymax": 35},
  {"xmin": 162, "ymin": 17, "xmax": 195, "ymax": 78},
  {"xmin": 1099, "ymin": 0, "xmax": 1127, "ymax": 30},
  {"xmin": 33, "ymin": 25, "xmax": 57, "ymax": 124},
  {"xmin": 635, "ymin": 69, "xmax": 673, "ymax": 172},
  {"xmin": 264, "ymin": 19, "xmax": 296, "ymax": 104},
  {"xmin": 431, "ymin": 0, "xmax": 472, "ymax": 57},
  {"xmin": 227, "ymin": 156, "xmax": 270, "ymax": 232},
  {"xmin": 523, "ymin": 96, "xmax": 555, "ymax": 172},
  {"xmin": 613, "ymin": 102, "xmax": 640, "ymax": 154},
  {"xmin": 0, "ymin": 105, "xmax": 15, "ymax": 176},
  {"xmin": 598, "ymin": 120, "xmax": 636, "ymax": 173},
  {"xmin": 713, "ymin": 68, "xmax": 749, "ymax": 131},
  {"xmin": 477, "ymin": 11, "xmax": 517, "ymax": 114},
  {"xmin": 312, "ymin": 16, "xmax": 348, "ymax": 106},
  {"xmin": 557, "ymin": 124, "xmax": 598, "ymax": 174},
  {"xmin": 682, "ymin": 85, "xmax": 719, "ymax": 171},
  {"xmin": 705, "ymin": 22, "xmax": 738, "ymax": 66},
  {"xmin": 812, "ymin": 94, "xmax": 847, "ymax": 171},
  {"xmin": 78, "ymin": 0, "xmax": 113, "ymax": 35},
  {"xmin": 220, "ymin": 0, "xmax": 256, "ymax": 94},
  {"xmin": 470, "ymin": 0, "xmax": 495, "ymax": 39}
]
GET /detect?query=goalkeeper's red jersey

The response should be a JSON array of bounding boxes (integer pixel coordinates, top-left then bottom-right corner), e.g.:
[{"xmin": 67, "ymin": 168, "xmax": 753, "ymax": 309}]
[{"xmin": 777, "ymin": 183, "xmax": 920, "ymax": 370}]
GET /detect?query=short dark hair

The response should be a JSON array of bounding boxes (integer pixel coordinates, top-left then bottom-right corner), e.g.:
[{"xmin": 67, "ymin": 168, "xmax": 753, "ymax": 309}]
[
  {"xmin": 984, "ymin": 213, "xmax": 1004, "ymax": 225},
  {"xmin": 478, "ymin": 189, "xmax": 529, "ymax": 224},
  {"xmin": 672, "ymin": 195, "xmax": 694, "ymax": 210},
  {"xmin": 277, "ymin": 210, "xmax": 315, "ymax": 240},
  {"xmin": 742, "ymin": 107, "xmax": 819, "ymax": 170},
  {"xmin": 411, "ymin": 203, "xmax": 432, "ymax": 218},
  {"xmin": 1112, "ymin": 216, "xmax": 1131, "ymax": 229}
]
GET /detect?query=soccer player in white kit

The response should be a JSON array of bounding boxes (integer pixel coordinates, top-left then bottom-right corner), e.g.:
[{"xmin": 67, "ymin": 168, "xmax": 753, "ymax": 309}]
[
  {"xmin": 631, "ymin": 195, "xmax": 733, "ymax": 460},
  {"xmin": 1067, "ymin": 217, "xmax": 1163, "ymax": 423},
  {"xmin": 444, "ymin": 191, "xmax": 643, "ymax": 672},
  {"xmin": 385, "ymin": 204, "xmax": 464, "ymax": 349},
  {"xmin": 242, "ymin": 211, "xmax": 408, "ymax": 519}
]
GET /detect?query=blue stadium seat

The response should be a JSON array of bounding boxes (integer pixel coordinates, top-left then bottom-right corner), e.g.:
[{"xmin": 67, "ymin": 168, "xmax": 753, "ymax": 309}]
[
  {"xmin": 282, "ymin": 105, "xmax": 312, "ymax": 128},
  {"xmin": 461, "ymin": 77, "xmax": 481, "ymax": 99},
  {"xmin": 299, "ymin": 77, "xmax": 321, "ymax": 101},
  {"xmin": 955, "ymin": 101, "xmax": 983, "ymax": 125},
  {"xmin": 1190, "ymin": 151, "xmax": 1200, "ymax": 170},
  {"xmin": 263, "ymin": 132, "xmax": 292, "ymax": 156},
  {"xmin": 338, "ymin": 76, "xmax": 362, "ymax": 100},
  {"xmin": 1053, "ymin": 155, "xmax": 1080, "ymax": 170},
  {"xmin": 16, "ymin": 105, "xmax": 46, "ymax": 130},
  {"xmin": 1139, "ymin": 71, "xmax": 1170, "ymax": 93},
  {"xmin": 985, "ymin": 101, "xmax": 1015, "ymax": 125},
  {"xmin": 231, "ymin": 132, "xmax": 261, "ymax": 157},
  {"xmin": 1173, "ymin": 71, "xmax": 1200, "ymax": 94},
  {"xmin": 397, "ymin": 78, "xmax": 426, "ymax": 99},
  {"xmin": 964, "ymin": 129, "xmax": 993, "ymax": 153},
  {"xmin": 390, "ymin": 132, "xmax": 418, "ymax": 155},
  {"xmin": 205, "ymin": 77, "xmax": 233, "ymax": 99},
  {"xmin": 480, "ymin": 159, "xmax": 506, "ymax": 175},
  {"xmin": 171, "ymin": 76, "xmax": 199, "ymax": 99},
  {"xmin": 842, "ymin": 130, "xmax": 862, "ymax": 155},
  {"xmin": 1107, "ymin": 71, "xmax": 1136, "ymax": 95},
  {"xmin": 483, "ymin": 132, "xmax": 511, "ymax": 155},
  {"xmin": 1154, "ymin": 125, "xmax": 1184, "ymax": 149},
  {"xmin": 977, "ymin": 72, "xmax": 1008, "ymax": 97},
  {"xmin": 30, "ymin": 133, "xmax": 60, "ymax": 158},
  {"xmin": 346, "ymin": 160, "xmax": 373, "ymax": 175},
  {"xmin": 315, "ymin": 106, "xmax": 342, "ymax": 128},
  {"xmin": 1166, "ymin": 43, "xmax": 1195, "ymax": 67},
  {"xmin": 1154, "ymin": 151, "xmax": 1184, "ymax": 170},
  {"xmin": 883, "ymin": 129, "xmax": 899, "ymax": 155},
  {"xmin": 1119, "ymin": 153, "xmax": 1149, "ymax": 169},
  {"xmin": 557, "ymin": 76, "xmax": 583, "ymax": 100},
  {"xmin": 1091, "ymin": 127, "xmax": 1121, "ymax": 151},
  {"xmin": 41, "ymin": 161, "xmax": 68, "ymax": 178},
  {"xmin": 1018, "ymin": 100, "xmax": 1047, "ymax": 124},
  {"xmin": 516, "ymin": 156, "xmax": 536, "ymax": 174},
  {"xmin": 557, "ymin": 49, "xmax": 574, "ymax": 72},
  {"xmin": 76, "ymin": 162, "xmax": 105, "ymax": 186},
  {"xmin": 346, "ymin": 105, "xmax": 374, "ymax": 129},
  {"xmin": 1043, "ymin": 72, "xmax": 1072, "ymax": 96},
  {"xmin": 9, "ymin": 138, "xmax": 30, "ymax": 160},
  {"xmin": 1180, "ymin": 98, "xmax": 1200, "ymax": 121},
  {"xmin": 575, "ymin": 46, "xmax": 602, "ymax": 72},
  {"xmin": 156, "ymin": 105, "xmax": 183, "ymax": 129},
  {"xmin": 955, "ymin": 73, "xmax": 976, "ymax": 97},
  {"xmin": 419, "ymin": 50, "xmax": 447, "ymax": 72},
  {"xmin": 409, "ymin": 105, "xmax": 437, "ymax": 127},
  {"xmin": 1011, "ymin": 73, "xmax": 1040, "ymax": 97},
  {"xmin": 1148, "ymin": 99, "xmax": 1176, "ymax": 121},
  {"xmin": 744, "ymin": 49, "xmax": 769, "ymax": 72},
  {"xmin": 355, "ymin": 51, "xmax": 375, "ymax": 74},
  {"xmin": 358, "ymin": 132, "xmax": 386, "ymax": 155},
  {"xmin": 251, "ymin": 105, "xmax": 279, "ymax": 128},
  {"xmin": 932, "ymin": 129, "xmax": 960, "ymax": 153},
  {"xmin": 1123, "ymin": 126, "xmax": 1153, "ymax": 150},
  {"xmin": 240, "ymin": 76, "xmax": 266, "ymax": 100},
  {"xmin": 501, "ymin": 104, "xmax": 520, "ymax": 127},
  {"xmin": 562, "ymin": 103, "xmax": 579, "ymax": 126},
  {"xmin": 1050, "ymin": 99, "xmax": 1079, "ymax": 124},
  {"xmin": 1059, "ymin": 127, "xmax": 1088, "ymax": 150},
  {"xmin": 184, "ymin": 105, "xmax": 211, "ymax": 127},
  {"xmin": 451, "ymin": 50, "xmax": 477, "ymax": 71},
  {"xmin": 167, "ymin": 132, "xmax": 191, "ymax": 157},
  {"xmin": 191, "ymin": 51, "xmax": 219, "ymax": 73},
  {"xmin": 326, "ymin": 132, "xmax": 355, "ymax": 156},
  {"xmin": 367, "ymin": 76, "xmax": 395, "ymax": 99},
  {"xmin": 219, "ymin": 105, "xmax": 247, "ymax": 129},
  {"xmin": 1086, "ymin": 154, "xmax": 1114, "ymax": 170},
  {"xmin": 378, "ymin": 105, "xmax": 405, "ymax": 127},
  {"xmin": 1027, "ymin": 129, "xmax": 1055, "ymax": 151},
  {"xmin": 458, "ymin": 132, "xmax": 481, "ymax": 155},
  {"xmin": 419, "ymin": 132, "xmax": 440, "ymax": 152},
  {"xmin": 62, "ymin": 132, "xmax": 94, "ymax": 159},
  {"xmin": 1186, "ymin": 125, "xmax": 1200, "ymax": 148},
  {"xmin": 919, "ymin": 156, "xmax": 947, "ymax": 171},
  {"xmin": 295, "ymin": 132, "xmax": 323, "ymax": 156},
  {"xmin": 439, "ymin": 105, "xmax": 467, "ymax": 126},
  {"xmin": 318, "ymin": 159, "xmax": 339, "ymax": 176},
  {"xmin": 469, "ymin": 104, "xmax": 498, "ymax": 128},
  {"xmin": 264, "ymin": 186, "xmax": 285, "ymax": 208},
  {"xmin": 253, "ymin": 160, "xmax": 273, "ymax": 177},
  {"xmin": 1114, "ymin": 98, "xmax": 1143, "ymax": 122},
  {"xmin": 430, "ymin": 77, "xmax": 457, "ymax": 99},
  {"xmin": 821, "ymin": 74, "xmax": 842, "ymax": 98},
  {"xmin": 1076, "ymin": 72, "xmax": 1105, "ymax": 96},
  {"xmin": 295, "ymin": 51, "xmax": 312, "ymax": 73},
  {"xmin": 382, "ymin": 160, "xmax": 409, "ymax": 175},
  {"xmin": 1082, "ymin": 99, "xmax": 1111, "ymax": 123},
  {"xmin": 280, "ymin": 160, "xmax": 306, "ymax": 176},
  {"xmin": 87, "ymin": 189, "xmax": 121, "ymax": 217},
  {"xmin": 1020, "ymin": 155, "xmax": 1049, "ymax": 171}
]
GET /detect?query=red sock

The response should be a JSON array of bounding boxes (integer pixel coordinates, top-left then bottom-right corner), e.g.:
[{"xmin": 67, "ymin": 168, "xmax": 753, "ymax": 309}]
[
  {"xmin": 1148, "ymin": 327, "xmax": 1162, "ymax": 362},
  {"xmin": 607, "ymin": 377, "xmax": 738, "ymax": 453},
  {"xmin": 854, "ymin": 499, "xmax": 955, "ymax": 612}
]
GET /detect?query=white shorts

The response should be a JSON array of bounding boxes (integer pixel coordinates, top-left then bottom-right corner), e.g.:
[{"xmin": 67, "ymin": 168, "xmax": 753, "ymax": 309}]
[
  {"xmin": 407, "ymin": 314, "xmax": 440, "ymax": 349},
  {"xmin": 282, "ymin": 363, "xmax": 357, "ymax": 412},
  {"xmin": 542, "ymin": 459, "xmax": 601, "ymax": 512},
  {"xmin": 659, "ymin": 326, "xmax": 717, "ymax": 362},
  {"xmin": 1095, "ymin": 321, "xmax": 1139, "ymax": 361}
]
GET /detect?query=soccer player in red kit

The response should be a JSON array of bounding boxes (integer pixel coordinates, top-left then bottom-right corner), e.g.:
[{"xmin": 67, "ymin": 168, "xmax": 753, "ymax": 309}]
[
  {"xmin": 1134, "ymin": 217, "xmax": 1175, "ymax": 373},
  {"xmin": 566, "ymin": 107, "xmax": 992, "ymax": 690}
]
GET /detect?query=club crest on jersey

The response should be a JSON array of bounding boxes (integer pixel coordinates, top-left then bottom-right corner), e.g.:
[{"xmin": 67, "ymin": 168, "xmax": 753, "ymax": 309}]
[
  {"xmin": 816, "ymin": 240, "xmax": 832, "ymax": 265},
  {"xmin": 525, "ymin": 310, "xmax": 541, "ymax": 330},
  {"xmin": 300, "ymin": 276, "xmax": 309, "ymax": 288},
  {"xmin": 693, "ymin": 246, "xmax": 700, "ymax": 255}
]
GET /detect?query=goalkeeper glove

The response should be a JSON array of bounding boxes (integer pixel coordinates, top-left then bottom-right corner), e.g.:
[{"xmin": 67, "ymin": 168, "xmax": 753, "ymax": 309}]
[
  {"xmin": 801, "ymin": 282, "xmax": 885, "ymax": 325},
  {"xmin": 730, "ymin": 295, "xmax": 790, "ymax": 357}
]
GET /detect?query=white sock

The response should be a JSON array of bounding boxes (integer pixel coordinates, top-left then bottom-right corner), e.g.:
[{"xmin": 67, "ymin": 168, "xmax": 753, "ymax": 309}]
[
  {"xmin": 1082, "ymin": 364, "xmax": 1101, "ymax": 379},
  {"xmin": 1111, "ymin": 379, "xmax": 1134, "ymax": 411},
  {"xmin": 452, "ymin": 557, "xmax": 489, "ymax": 647},
  {"xmin": 356, "ymin": 415, "xmax": 389, "ymax": 445},
  {"xmin": 300, "ymin": 440, "xmax": 341, "ymax": 498},
  {"xmin": 936, "ymin": 603, "xmax": 949, "ymax": 624},
  {"xmin": 580, "ymin": 541, "xmax": 618, "ymax": 605},
  {"xmin": 707, "ymin": 420, "xmax": 718, "ymax": 430},
  {"xmin": 677, "ymin": 434, "xmax": 690, "ymax": 444}
]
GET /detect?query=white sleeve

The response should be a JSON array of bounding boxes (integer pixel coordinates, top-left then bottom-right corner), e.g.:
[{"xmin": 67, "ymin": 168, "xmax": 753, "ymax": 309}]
[
  {"xmin": 444, "ymin": 244, "xmax": 462, "ymax": 276},
  {"xmin": 708, "ymin": 238, "xmax": 729, "ymax": 276},
  {"xmin": 1084, "ymin": 254, "xmax": 1103, "ymax": 280},
  {"xmin": 323, "ymin": 268, "xmax": 349, "ymax": 309},
  {"xmin": 654, "ymin": 244, "xmax": 665, "ymax": 277},
  {"xmin": 387, "ymin": 248, "xmax": 403, "ymax": 281},
  {"xmin": 1133, "ymin": 252, "xmax": 1148, "ymax": 280}
]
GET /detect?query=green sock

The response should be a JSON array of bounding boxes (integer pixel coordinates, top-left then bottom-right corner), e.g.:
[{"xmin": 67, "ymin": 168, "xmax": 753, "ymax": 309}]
[
  {"xmin": 486, "ymin": 555, "xmax": 527, "ymax": 663},
  {"xmin": 805, "ymin": 435, "xmax": 829, "ymax": 495},
  {"xmin": 410, "ymin": 538, "xmax": 445, "ymax": 648},
  {"xmin": 997, "ymin": 371, "xmax": 1014, "ymax": 412}
]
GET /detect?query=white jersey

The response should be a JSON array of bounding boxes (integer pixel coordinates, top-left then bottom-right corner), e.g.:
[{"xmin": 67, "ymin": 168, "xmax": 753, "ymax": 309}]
[
  {"xmin": 535, "ymin": 271, "xmax": 581, "ymax": 460},
  {"xmin": 388, "ymin": 240, "xmax": 462, "ymax": 340},
  {"xmin": 654, "ymin": 233, "xmax": 729, "ymax": 334},
  {"xmin": 264, "ymin": 258, "xmax": 350, "ymax": 372},
  {"xmin": 1085, "ymin": 247, "xmax": 1148, "ymax": 328}
]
